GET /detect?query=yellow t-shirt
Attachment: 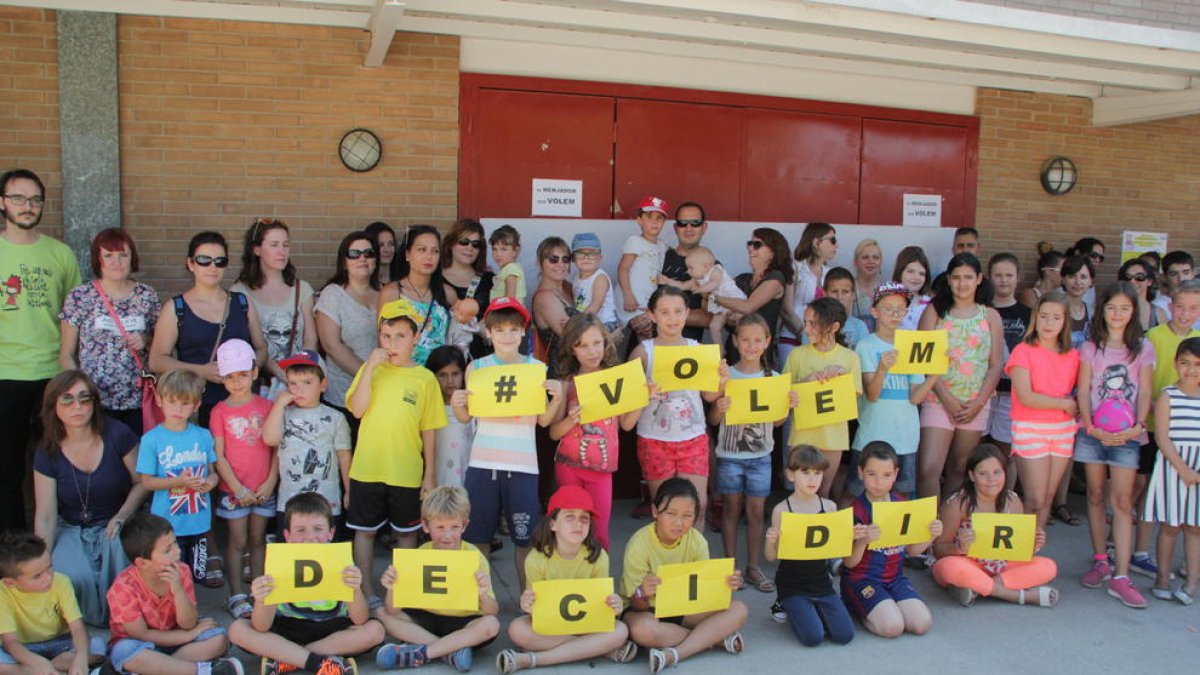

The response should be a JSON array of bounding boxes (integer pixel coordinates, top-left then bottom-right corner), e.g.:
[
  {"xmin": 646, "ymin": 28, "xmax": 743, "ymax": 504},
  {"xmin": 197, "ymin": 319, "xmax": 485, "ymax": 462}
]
[
  {"xmin": 0, "ymin": 572, "xmax": 81, "ymax": 643},
  {"xmin": 1146, "ymin": 323, "xmax": 1200, "ymax": 432},
  {"xmin": 784, "ymin": 343, "xmax": 863, "ymax": 449},
  {"xmin": 416, "ymin": 541, "xmax": 494, "ymax": 618},
  {"xmin": 620, "ymin": 524, "xmax": 708, "ymax": 608},
  {"xmin": 525, "ymin": 546, "xmax": 610, "ymax": 585},
  {"xmin": 347, "ymin": 362, "xmax": 448, "ymax": 486}
]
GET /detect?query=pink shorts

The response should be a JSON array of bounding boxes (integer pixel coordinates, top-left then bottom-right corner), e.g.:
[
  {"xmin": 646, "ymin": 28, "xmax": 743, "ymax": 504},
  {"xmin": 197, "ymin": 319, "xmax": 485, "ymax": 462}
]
[
  {"xmin": 920, "ymin": 398, "xmax": 993, "ymax": 433},
  {"xmin": 636, "ymin": 435, "xmax": 709, "ymax": 481},
  {"xmin": 1010, "ymin": 419, "xmax": 1077, "ymax": 459}
]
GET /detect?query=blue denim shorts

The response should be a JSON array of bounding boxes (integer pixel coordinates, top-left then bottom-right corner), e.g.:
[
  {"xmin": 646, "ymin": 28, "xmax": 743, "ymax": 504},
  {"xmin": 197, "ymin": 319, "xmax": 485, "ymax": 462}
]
[
  {"xmin": 109, "ymin": 626, "xmax": 226, "ymax": 673},
  {"xmin": 215, "ymin": 491, "xmax": 277, "ymax": 519},
  {"xmin": 716, "ymin": 455, "xmax": 772, "ymax": 498},
  {"xmin": 1073, "ymin": 430, "xmax": 1140, "ymax": 470},
  {"xmin": 0, "ymin": 634, "xmax": 107, "ymax": 664}
]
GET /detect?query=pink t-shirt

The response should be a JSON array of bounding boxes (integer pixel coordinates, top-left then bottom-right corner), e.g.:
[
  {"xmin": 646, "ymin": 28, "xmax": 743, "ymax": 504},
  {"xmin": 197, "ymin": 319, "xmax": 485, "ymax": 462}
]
[
  {"xmin": 1005, "ymin": 342, "xmax": 1080, "ymax": 423},
  {"xmin": 555, "ymin": 382, "xmax": 619, "ymax": 473},
  {"xmin": 209, "ymin": 395, "xmax": 273, "ymax": 493},
  {"xmin": 1079, "ymin": 339, "xmax": 1156, "ymax": 443}
]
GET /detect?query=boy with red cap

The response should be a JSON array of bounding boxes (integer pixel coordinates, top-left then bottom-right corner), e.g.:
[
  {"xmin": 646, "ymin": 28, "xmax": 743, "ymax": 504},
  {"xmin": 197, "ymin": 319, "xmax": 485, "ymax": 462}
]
[
  {"xmin": 617, "ymin": 196, "xmax": 670, "ymax": 341},
  {"xmin": 450, "ymin": 297, "xmax": 563, "ymax": 591}
]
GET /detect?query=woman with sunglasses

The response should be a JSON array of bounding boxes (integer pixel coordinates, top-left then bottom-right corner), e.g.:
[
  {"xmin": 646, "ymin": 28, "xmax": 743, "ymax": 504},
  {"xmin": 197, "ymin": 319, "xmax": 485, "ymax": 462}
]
[
  {"xmin": 441, "ymin": 218, "xmax": 495, "ymax": 359},
  {"xmin": 59, "ymin": 228, "xmax": 161, "ymax": 435},
  {"xmin": 316, "ymin": 231, "xmax": 382, "ymax": 423},
  {"xmin": 365, "ymin": 221, "xmax": 398, "ymax": 286},
  {"xmin": 31, "ymin": 371, "xmax": 147, "ymax": 625},
  {"xmin": 378, "ymin": 224, "xmax": 459, "ymax": 365},
  {"xmin": 1118, "ymin": 258, "xmax": 1168, "ymax": 331},
  {"xmin": 780, "ymin": 223, "xmax": 838, "ymax": 367},
  {"xmin": 149, "ymin": 231, "xmax": 268, "ymax": 427},
  {"xmin": 531, "ymin": 237, "xmax": 580, "ymax": 378},
  {"xmin": 232, "ymin": 218, "xmax": 317, "ymax": 395},
  {"xmin": 711, "ymin": 228, "xmax": 792, "ymax": 363},
  {"xmin": 1068, "ymin": 237, "xmax": 1107, "ymax": 315}
]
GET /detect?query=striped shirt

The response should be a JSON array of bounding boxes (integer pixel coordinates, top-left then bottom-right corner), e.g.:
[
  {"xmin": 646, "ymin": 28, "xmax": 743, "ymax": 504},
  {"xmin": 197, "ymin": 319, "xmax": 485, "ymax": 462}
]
[{"xmin": 467, "ymin": 353, "xmax": 543, "ymax": 474}]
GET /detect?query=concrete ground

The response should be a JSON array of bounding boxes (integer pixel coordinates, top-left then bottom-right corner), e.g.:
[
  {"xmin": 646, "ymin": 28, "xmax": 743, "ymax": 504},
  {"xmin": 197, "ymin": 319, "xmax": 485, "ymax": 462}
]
[{"xmin": 187, "ymin": 494, "xmax": 1198, "ymax": 674}]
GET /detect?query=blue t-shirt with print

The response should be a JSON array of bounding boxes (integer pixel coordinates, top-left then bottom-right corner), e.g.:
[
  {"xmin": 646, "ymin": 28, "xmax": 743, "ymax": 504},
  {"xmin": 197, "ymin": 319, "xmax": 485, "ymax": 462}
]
[
  {"xmin": 137, "ymin": 423, "xmax": 217, "ymax": 536},
  {"xmin": 853, "ymin": 333, "xmax": 924, "ymax": 454}
]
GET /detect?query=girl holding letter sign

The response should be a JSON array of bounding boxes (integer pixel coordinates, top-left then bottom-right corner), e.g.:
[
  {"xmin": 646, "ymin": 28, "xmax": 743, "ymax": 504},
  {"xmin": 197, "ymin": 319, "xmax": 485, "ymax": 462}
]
[
  {"xmin": 621, "ymin": 479, "xmax": 747, "ymax": 674},
  {"xmin": 549, "ymin": 314, "xmax": 647, "ymax": 550},
  {"xmin": 764, "ymin": 446, "xmax": 856, "ymax": 646},
  {"xmin": 931, "ymin": 444, "xmax": 1059, "ymax": 607},
  {"xmin": 498, "ymin": 486, "xmax": 637, "ymax": 673}
]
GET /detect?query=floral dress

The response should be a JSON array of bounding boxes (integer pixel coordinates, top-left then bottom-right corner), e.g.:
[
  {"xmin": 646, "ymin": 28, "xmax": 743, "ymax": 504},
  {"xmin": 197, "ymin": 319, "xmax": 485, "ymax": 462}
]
[
  {"xmin": 929, "ymin": 304, "xmax": 991, "ymax": 405},
  {"xmin": 60, "ymin": 282, "xmax": 161, "ymax": 411}
]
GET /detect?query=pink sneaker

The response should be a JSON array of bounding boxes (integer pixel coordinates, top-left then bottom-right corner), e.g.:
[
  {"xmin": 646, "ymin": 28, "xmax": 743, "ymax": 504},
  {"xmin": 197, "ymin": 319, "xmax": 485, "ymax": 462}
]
[
  {"xmin": 1107, "ymin": 576, "xmax": 1148, "ymax": 609},
  {"xmin": 1081, "ymin": 559, "xmax": 1112, "ymax": 588}
]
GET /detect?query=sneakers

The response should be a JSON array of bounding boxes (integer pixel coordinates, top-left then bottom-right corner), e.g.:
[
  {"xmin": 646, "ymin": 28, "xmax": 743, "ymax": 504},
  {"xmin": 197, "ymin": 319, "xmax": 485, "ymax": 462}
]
[
  {"xmin": 769, "ymin": 601, "xmax": 787, "ymax": 623},
  {"xmin": 1107, "ymin": 576, "xmax": 1148, "ymax": 609},
  {"xmin": 261, "ymin": 657, "xmax": 299, "ymax": 674},
  {"xmin": 315, "ymin": 657, "xmax": 357, "ymax": 675},
  {"xmin": 442, "ymin": 647, "xmax": 473, "ymax": 673},
  {"xmin": 210, "ymin": 658, "xmax": 245, "ymax": 675},
  {"xmin": 1080, "ymin": 558, "xmax": 1112, "ymax": 588},
  {"xmin": 1129, "ymin": 553, "xmax": 1159, "ymax": 578},
  {"xmin": 376, "ymin": 643, "xmax": 427, "ymax": 670}
]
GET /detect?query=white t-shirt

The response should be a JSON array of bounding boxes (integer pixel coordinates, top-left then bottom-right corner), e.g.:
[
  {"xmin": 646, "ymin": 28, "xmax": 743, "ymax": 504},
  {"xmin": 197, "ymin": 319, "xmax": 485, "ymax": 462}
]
[
  {"xmin": 781, "ymin": 261, "xmax": 827, "ymax": 340},
  {"xmin": 636, "ymin": 339, "xmax": 707, "ymax": 442},
  {"xmin": 573, "ymin": 269, "xmax": 619, "ymax": 325},
  {"xmin": 313, "ymin": 284, "xmax": 378, "ymax": 407},
  {"xmin": 230, "ymin": 280, "xmax": 314, "ymax": 365},
  {"xmin": 714, "ymin": 367, "xmax": 775, "ymax": 459},
  {"xmin": 700, "ymin": 263, "xmax": 746, "ymax": 314},
  {"xmin": 618, "ymin": 235, "xmax": 667, "ymax": 325},
  {"xmin": 276, "ymin": 404, "xmax": 352, "ymax": 515}
]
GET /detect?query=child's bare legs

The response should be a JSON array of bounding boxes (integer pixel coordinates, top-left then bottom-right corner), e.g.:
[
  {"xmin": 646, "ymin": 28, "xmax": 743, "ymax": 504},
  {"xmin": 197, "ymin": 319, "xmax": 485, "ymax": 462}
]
[
  {"xmin": 819, "ymin": 451, "xmax": 842, "ymax": 499},
  {"xmin": 862, "ymin": 599, "xmax": 931, "ymax": 638},
  {"xmin": 1184, "ymin": 525, "xmax": 1200, "ymax": 596},
  {"xmin": 1108, "ymin": 467, "xmax": 1137, "ymax": 577},
  {"xmin": 376, "ymin": 612, "xmax": 500, "ymax": 659},
  {"xmin": 225, "ymin": 515, "xmax": 248, "ymax": 598},
  {"xmin": 229, "ymin": 617, "xmax": 385, "ymax": 666},
  {"xmin": 941, "ymin": 430, "xmax": 983, "ymax": 499},
  {"xmin": 917, "ymin": 427, "xmax": 954, "ymax": 499},
  {"xmin": 625, "ymin": 601, "xmax": 748, "ymax": 661},
  {"xmin": 1084, "ymin": 463, "xmax": 1110, "ymax": 557},
  {"xmin": 506, "ymin": 615, "xmax": 629, "ymax": 667},
  {"xmin": 1018, "ymin": 455, "xmax": 1072, "ymax": 528},
  {"xmin": 354, "ymin": 528, "xmax": 380, "ymax": 600},
  {"xmin": 1132, "ymin": 473, "xmax": 1155, "ymax": 558},
  {"xmin": 121, "ymin": 631, "xmax": 228, "ymax": 675},
  {"xmin": 248, "ymin": 512, "xmax": 269, "ymax": 581},
  {"xmin": 720, "ymin": 491, "xmax": 741, "ymax": 560},
  {"xmin": 744, "ymin": 496, "xmax": 766, "ymax": 572},
  {"xmin": 1153, "ymin": 523, "xmax": 1180, "ymax": 592}
]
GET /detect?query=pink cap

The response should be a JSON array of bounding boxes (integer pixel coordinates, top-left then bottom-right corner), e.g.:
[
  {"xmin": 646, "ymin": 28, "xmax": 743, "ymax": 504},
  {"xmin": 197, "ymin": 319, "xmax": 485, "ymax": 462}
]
[{"xmin": 216, "ymin": 339, "xmax": 255, "ymax": 377}]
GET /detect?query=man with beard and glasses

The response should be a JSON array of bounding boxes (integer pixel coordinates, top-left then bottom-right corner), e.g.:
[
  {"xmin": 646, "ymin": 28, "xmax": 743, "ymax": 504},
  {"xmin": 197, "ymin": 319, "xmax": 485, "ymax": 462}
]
[{"xmin": 0, "ymin": 169, "xmax": 81, "ymax": 532}]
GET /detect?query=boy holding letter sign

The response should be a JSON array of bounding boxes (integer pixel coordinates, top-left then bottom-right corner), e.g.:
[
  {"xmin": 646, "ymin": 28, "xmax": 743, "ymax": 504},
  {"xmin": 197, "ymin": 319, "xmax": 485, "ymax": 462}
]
[
  {"xmin": 890, "ymin": 330, "xmax": 949, "ymax": 375},
  {"xmin": 621, "ymin": 479, "xmax": 746, "ymax": 674},
  {"xmin": 932, "ymin": 445, "xmax": 1058, "ymax": 607},
  {"xmin": 375, "ymin": 487, "xmax": 499, "ymax": 672},
  {"xmin": 230, "ymin": 493, "xmax": 383, "ymax": 675},
  {"xmin": 869, "ymin": 497, "xmax": 939, "ymax": 549},
  {"xmin": 498, "ymin": 486, "xmax": 635, "ymax": 673}
]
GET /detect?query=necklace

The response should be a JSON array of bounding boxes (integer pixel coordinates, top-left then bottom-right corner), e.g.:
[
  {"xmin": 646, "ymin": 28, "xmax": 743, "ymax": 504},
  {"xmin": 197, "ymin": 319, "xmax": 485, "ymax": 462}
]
[
  {"xmin": 405, "ymin": 278, "xmax": 432, "ymax": 304},
  {"xmin": 70, "ymin": 457, "xmax": 94, "ymax": 525}
]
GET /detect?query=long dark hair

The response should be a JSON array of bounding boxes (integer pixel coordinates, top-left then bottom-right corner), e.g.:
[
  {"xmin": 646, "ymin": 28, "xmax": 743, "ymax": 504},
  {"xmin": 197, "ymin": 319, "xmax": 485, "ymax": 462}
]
[
  {"xmin": 38, "ymin": 371, "xmax": 104, "ymax": 456},
  {"xmin": 364, "ymin": 221, "xmax": 398, "ymax": 281},
  {"xmin": 439, "ymin": 219, "xmax": 488, "ymax": 274},
  {"xmin": 324, "ymin": 230, "xmax": 380, "ymax": 290},
  {"xmin": 1090, "ymin": 281, "xmax": 1144, "ymax": 360},
  {"xmin": 931, "ymin": 253, "xmax": 993, "ymax": 318},
  {"xmin": 1118, "ymin": 258, "xmax": 1158, "ymax": 302},
  {"xmin": 396, "ymin": 225, "xmax": 451, "ymax": 309},
  {"xmin": 753, "ymin": 227, "xmax": 794, "ymax": 285},
  {"xmin": 793, "ymin": 222, "xmax": 834, "ymax": 264},
  {"xmin": 958, "ymin": 444, "xmax": 1010, "ymax": 516},
  {"xmin": 238, "ymin": 218, "xmax": 296, "ymax": 289},
  {"xmin": 807, "ymin": 296, "xmax": 847, "ymax": 347},
  {"xmin": 530, "ymin": 507, "xmax": 602, "ymax": 565},
  {"xmin": 891, "ymin": 246, "xmax": 931, "ymax": 295}
]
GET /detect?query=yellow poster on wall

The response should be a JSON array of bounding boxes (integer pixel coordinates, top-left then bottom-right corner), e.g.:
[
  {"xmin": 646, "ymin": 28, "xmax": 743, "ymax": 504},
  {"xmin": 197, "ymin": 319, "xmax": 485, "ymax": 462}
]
[
  {"xmin": 652, "ymin": 345, "xmax": 720, "ymax": 393},
  {"xmin": 654, "ymin": 558, "xmax": 734, "ymax": 618},
  {"xmin": 791, "ymin": 374, "xmax": 858, "ymax": 430},
  {"xmin": 467, "ymin": 362, "xmax": 547, "ymax": 417},
  {"xmin": 575, "ymin": 360, "xmax": 649, "ymax": 424},
  {"xmin": 390, "ymin": 549, "xmax": 481, "ymax": 612},
  {"xmin": 967, "ymin": 512, "xmax": 1036, "ymax": 562},
  {"xmin": 870, "ymin": 497, "xmax": 938, "ymax": 549},
  {"xmin": 778, "ymin": 508, "xmax": 854, "ymax": 560},
  {"xmin": 891, "ymin": 330, "xmax": 949, "ymax": 375},
  {"xmin": 263, "ymin": 542, "xmax": 354, "ymax": 606},
  {"xmin": 531, "ymin": 578, "xmax": 615, "ymax": 636},
  {"xmin": 724, "ymin": 374, "xmax": 791, "ymax": 425}
]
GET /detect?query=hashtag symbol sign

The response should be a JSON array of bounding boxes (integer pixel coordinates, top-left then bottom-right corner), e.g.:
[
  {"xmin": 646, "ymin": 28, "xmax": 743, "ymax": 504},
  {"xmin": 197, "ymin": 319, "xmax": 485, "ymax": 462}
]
[{"xmin": 494, "ymin": 375, "xmax": 518, "ymax": 403}]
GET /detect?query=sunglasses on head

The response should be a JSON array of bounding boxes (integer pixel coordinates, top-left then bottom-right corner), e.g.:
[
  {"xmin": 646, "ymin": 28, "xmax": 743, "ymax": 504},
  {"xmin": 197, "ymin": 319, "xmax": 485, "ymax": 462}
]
[
  {"xmin": 346, "ymin": 247, "xmax": 376, "ymax": 260},
  {"xmin": 192, "ymin": 255, "xmax": 229, "ymax": 268},
  {"xmin": 675, "ymin": 219, "xmax": 704, "ymax": 228},
  {"xmin": 545, "ymin": 254, "xmax": 572, "ymax": 264},
  {"xmin": 58, "ymin": 392, "xmax": 95, "ymax": 406},
  {"xmin": 1121, "ymin": 273, "xmax": 1149, "ymax": 282},
  {"xmin": 746, "ymin": 240, "xmax": 766, "ymax": 250},
  {"xmin": 457, "ymin": 238, "xmax": 484, "ymax": 250}
]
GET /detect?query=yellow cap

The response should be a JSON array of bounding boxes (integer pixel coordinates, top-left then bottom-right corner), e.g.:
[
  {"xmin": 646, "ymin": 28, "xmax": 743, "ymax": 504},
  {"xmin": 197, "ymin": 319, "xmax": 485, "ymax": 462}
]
[{"xmin": 379, "ymin": 298, "xmax": 423, "ymax": 325}]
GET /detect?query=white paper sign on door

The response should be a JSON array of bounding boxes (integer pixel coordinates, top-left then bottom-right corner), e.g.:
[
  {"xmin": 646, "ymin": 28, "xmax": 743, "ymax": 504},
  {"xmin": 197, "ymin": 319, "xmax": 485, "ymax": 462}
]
[
  {"xmin": 902, "ymin": 194, "xmax": 942, "ymax": 228},
  {"xmin": 532, "ymin": 179, "xmax": 583, "ymax": 217}
]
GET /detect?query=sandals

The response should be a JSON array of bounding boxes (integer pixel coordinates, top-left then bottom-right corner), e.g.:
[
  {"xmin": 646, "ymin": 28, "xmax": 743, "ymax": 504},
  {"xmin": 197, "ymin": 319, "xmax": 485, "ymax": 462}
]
[
  {"xmin": 1176, "ymin": 588, "xmax": 1196, "ymax": 606},
  {"xmin": 606, "ymin": 640, "xmax": 638, "ymax": 664},
  {"xmin": 745, "ymin": 567, "xmax": 776, "ymax": 593},
  {"xmin": 494, "ymin": 649, "xmax": 534, "ymax": 674},
  {"xmin": 1018, "ymin": 586, "xmax": 1059, "ymax": 607},
  {"xmin": 1053, "ymin": 504, "xmax": 1082, "ymax": 526},
  {"xmin": 648, "ymin": 647, "xmax": 679, "ymax": 674},
  {"xmin": 225, "ymin": 593, "xmax": 253, "ymax": 619},
  {"xmin": 947, "ymin": 585, "xmax": 977, "ymax": 607},
  {"xmin": 723, "ymin": 631, "xmax": 744, "ymax": 655}
]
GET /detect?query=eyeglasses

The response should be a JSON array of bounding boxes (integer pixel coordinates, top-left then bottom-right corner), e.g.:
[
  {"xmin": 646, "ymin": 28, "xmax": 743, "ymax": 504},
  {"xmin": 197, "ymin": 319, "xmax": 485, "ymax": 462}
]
[
  {"xmin": 1089, "ymin": 251, "xmax": 1106, "ymax": 263},
  {"xmin": 1120, "ymin": 273, "xmax": 1149, "ymax": 282},
  {"xmin": 746, "ymin": 240, "xmax": 766, "ymax": 250},
  {"xmin": 545, "ymin": 254, "xmax": 572, "ymax": 264},
  {"xmin": 675, "ymin": 219, "xmax": 704, "ymax": 228},
  {"xmin": 192, "ymin": 255, "xmax": 229, "ymax": 268},
  {"xmin": 456, "ymin": 238, "xmax": 484, "ymax": 250},
  {"xmin": 346, "ymin": 247, "xmax": 376, "ymax": 260},
  {"xmin": 2, "ymin": 194, "xmax": 45, "ymax": 207},
  {"xmin": 575, "ymin": 251, "xmax": 599, "ymax": 260},
  {"xmin": 876, "ymin": 307, "xmax": 908, "ymax": 317},
  {"xmin": 58, "ymin": 392, "xmax": 95, "ymax": 407}
]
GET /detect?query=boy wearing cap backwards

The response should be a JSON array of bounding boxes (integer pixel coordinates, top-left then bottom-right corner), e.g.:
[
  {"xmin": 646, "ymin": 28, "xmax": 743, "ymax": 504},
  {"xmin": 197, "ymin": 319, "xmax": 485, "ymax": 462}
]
[
  {"xmin": 571, "ymin": 232, "xmax": 620, "ymax": 333},
  {"xmin": 210, "ymin": 339, "xmax": 277, "ymax": 619},
  {"xmin": 450, "ymin": 297, "xmax": 564, "ymax": 591},
  {"xmin": 346, "ymin": 299, "xmax": 448, "ymax": 604},
  {"xmin": 617, "ymin": 197, "xmax": 670, "ymax": 341},
  {"xmin": 847, "ymin": 283, "xmax": 941, "ymax": 502},
  {"xmin": 136, "ymin": 369, "xmax": 220, "ymax": 587}
]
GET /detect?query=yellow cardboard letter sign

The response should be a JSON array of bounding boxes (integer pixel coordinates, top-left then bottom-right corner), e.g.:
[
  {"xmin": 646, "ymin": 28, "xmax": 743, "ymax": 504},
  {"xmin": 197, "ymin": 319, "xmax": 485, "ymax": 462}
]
[
  {"xmin": 576, "ymin": 360, "xmax": 649, "ymax": 425},
  {"xmin": 391, "ymin": 549, "xmax": 480, "ymax": 612},
  {"xmin": 791, "ymin": 374, "xmax": 858, "ymax": 430},
  {"xmin": 263, "ymin": 542, "xmax": 353, "ymax": 606},
  {"xmin": 531, "ymin": 578, "xmax": 615, "ymax": 636},
  {"xmin": 468, "ymin": 363, "xmax": 546, "ymax": 417},
  {"xmin": 778, "ymin": 508, "xmax": 853, "ymax": 560},
  {"xmin": 967, "ymin": 513, "xmax": 1036, "ymax": 562},
  {"xmin": 652, "ymin": 345, "xmax": 720, "ymax": 393},
  {"xmin": 891, "ymin": 330, "xmax": 949, "ymax": 375},
  {"xmin": 654, "ymin": 558, "xmax": 734, "ymax": 618},
  {"xmin": 724, "ymin": 374, "xmax": 791, "ymax": 425},
  {"xmin": 871, "ymin": 497, "xmax": 938, "ymax": 549}
]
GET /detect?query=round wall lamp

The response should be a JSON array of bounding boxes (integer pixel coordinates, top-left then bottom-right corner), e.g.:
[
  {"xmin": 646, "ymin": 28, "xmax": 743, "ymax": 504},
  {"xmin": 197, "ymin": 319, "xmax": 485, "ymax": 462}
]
[
  {"xmin": 1040, "ymin": 156, "xmax": 1077, "ymax": 195},
  {"xmin": 339, "ymin": 128, "xmax": 382, "ymax": 172}
]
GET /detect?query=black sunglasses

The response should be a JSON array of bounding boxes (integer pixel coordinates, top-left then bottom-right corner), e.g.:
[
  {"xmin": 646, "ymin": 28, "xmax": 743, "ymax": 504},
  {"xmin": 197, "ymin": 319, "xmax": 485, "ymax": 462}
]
[
  {"xmin": 1089, "ymin": 251, "xmax": 1106, "ymax": 263},
  {"xmin": 1120, "ymin": 273, "xmax": 1149, "ymax": 282},
  {"xmin": 746, "ymin": 240, "xmax": 766, "ymax": 250},
  {"xmin": 346, "ymin": 247, "xmax": 376, "ymax": 260},
  {"xmin": 457, "ymin": 238, "xmax": 484, "ymax": 250},
  {"xmin": 675, "ymin": 219, "xmax": 704, "ymax": 228},
  {"xmin": 545, "ymin": 254, "xmax": 572, "ymax": 264},
  {"xmin": 192, "ymin": 255, "xmax": 229, "ymax": 268}
]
